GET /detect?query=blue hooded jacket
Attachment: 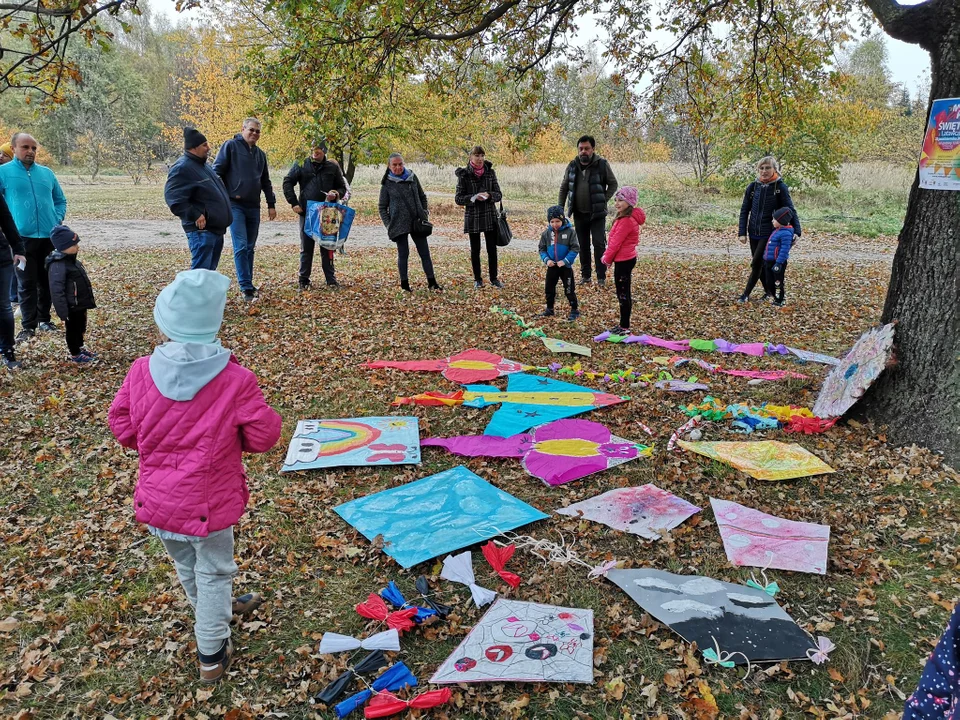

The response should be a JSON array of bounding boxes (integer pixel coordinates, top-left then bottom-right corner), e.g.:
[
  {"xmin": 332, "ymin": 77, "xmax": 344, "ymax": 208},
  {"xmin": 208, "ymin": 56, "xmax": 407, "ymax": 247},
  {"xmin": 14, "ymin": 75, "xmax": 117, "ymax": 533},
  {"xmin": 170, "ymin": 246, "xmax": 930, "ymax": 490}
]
[
  {"xmin": 538, "ymin": 221, "xmax": 580, "ymax": 265},
  {"xmin": 764, "ymin": 226, "xmax": 794, "ymax": 264},
  {"xmin": 0, "ymin": 158, "xmax": 67, "ymax": 239}
]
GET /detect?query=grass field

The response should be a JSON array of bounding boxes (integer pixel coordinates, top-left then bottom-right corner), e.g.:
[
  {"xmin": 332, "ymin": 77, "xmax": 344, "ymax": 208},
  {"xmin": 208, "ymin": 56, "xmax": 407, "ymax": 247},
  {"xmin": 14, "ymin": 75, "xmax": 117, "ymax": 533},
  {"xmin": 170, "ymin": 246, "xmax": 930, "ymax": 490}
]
[
  {"xmin": 1, "ymin": 233, "xmax": 956, "ymax": 719},
  {"xmin": 58, "ymin": 161, "xmax": 915, "ymax": 238}
]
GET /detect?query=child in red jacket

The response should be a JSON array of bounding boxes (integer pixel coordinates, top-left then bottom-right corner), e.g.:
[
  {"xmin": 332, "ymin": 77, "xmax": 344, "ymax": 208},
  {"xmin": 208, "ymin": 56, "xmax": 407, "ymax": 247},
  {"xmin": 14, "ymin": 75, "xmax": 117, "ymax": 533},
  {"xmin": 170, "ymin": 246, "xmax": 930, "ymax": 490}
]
[
  {"xmin": 601, "ymin": 186, "xmax": 645, "ymax": 334},
  {"xmin": 108, "ymin": 269, "xmax": 282, "ymax": 684}
]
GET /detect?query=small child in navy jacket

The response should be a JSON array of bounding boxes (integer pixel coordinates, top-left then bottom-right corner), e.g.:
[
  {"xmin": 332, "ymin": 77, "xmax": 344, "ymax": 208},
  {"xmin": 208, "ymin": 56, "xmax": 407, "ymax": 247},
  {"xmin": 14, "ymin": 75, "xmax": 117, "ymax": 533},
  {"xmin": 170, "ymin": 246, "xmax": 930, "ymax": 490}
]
[
  {"xmin": 537, "ymin": 206, "xmax": 580, "ymax": 321},
  {"xmin": 764, "ymin": 207, "xmax": 794, "ymax": 307},
  {"xmin": 46, "ymin": 225, "xmax": 97, "ymax": 363}
]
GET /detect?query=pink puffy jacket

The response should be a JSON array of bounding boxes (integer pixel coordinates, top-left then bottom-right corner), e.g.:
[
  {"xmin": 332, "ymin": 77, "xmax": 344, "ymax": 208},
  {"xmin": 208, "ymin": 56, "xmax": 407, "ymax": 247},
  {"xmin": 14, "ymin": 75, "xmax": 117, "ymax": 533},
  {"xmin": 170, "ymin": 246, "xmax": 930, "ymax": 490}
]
[
  {"xmin": 109, "ymin": 354, "xmax": 282, "ymax": 536},
  {"xmin": 602, "ymin": 207, "xmax": 646, "ymax": 265}
]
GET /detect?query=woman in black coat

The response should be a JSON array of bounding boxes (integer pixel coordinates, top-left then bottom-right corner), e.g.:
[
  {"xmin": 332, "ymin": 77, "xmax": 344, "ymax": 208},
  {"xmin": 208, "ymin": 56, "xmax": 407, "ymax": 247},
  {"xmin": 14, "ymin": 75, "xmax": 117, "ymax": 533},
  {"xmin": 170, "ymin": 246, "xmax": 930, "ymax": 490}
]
[
  {"xmin": 378, "ymin": 153, "xmax": 442, "ymax": 292},
  {"xmin": 454, "ymin": 146, "xmax": 504, "ymax": 288},
  {"xmin": 736, "ymin": 155, "xmax": 801, "ymax": 302}
]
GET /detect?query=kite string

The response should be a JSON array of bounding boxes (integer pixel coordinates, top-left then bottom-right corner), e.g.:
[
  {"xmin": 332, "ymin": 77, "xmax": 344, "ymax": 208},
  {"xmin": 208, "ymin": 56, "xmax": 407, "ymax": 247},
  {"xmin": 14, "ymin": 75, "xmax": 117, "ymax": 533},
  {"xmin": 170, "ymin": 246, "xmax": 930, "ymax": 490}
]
[
  {"xmin": 705, "ymin": 635, "xmax": 753, "ymax": 679},
  {"xmin": 480, "ymin": 527, "xmax": 617, "ymax": 577}
]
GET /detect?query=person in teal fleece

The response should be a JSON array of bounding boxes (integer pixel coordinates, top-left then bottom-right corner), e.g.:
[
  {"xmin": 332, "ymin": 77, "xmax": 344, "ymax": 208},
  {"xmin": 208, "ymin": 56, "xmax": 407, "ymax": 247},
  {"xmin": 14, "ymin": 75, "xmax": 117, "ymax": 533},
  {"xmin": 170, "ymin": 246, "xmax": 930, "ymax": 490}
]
[
  {"xmin": 0, "ymin": 133, "xmax": 67, "ymax": 342},
  {"xmin": 537, "ymin": 205, "xmax": 581, "ymax": 322},
  {"xmin": 764, "ymin": 206, "xmax": 794, "ymax": 307}
]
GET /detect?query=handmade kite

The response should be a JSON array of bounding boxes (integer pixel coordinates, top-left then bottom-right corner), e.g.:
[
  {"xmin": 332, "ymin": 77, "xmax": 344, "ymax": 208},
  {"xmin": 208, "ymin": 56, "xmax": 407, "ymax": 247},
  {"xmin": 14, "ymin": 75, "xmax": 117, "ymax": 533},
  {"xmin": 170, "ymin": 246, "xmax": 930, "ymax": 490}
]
[
  {"xmin": 423, "ymin": 418, "xmax": 650, "ymax": 486},
  {"xmin": 711, "ymin": 498, "xmax": 830, "ymax": 574},
  {"xmin": 305, "ymin": 200, "xmax": 356, "ymax": 251},
  {"xmin": 430, "ymin": 599, "xmax": 594, "ymax": 684},
  {"xmin": 365, "ymin": 348, "xmax": 525, "ymax": 384},
  {"xmin": 282, "ymin": 417, "xmax": 420, "ymax": 472},
  {"xmin": 541, "ymin": 336, "xmax": 592, "ymax": 357},
  {"xmin": 556, "ymin": 485, "xmax": 701, "ymax": 540},
  {"xmin": 319, "ymin": 630, "xmax": 401, "ymax": 654},
  {"xmin": 395, "ymin": 373, "xmax": 629, "ymax": 438},
  {"xmin": 813, "ymin": 323, "xmax": 895, "ymax": 418},
  {"xmin": 334, "ymin": 466, "xmax": 548, "ymax": 568},
  {"xmin": 606, "ymin": 569, "xmax": 817, "ymax": 663},
  {"xmin": 332, "ymin": 662, "xmax": 417, "ymax": 718},
  {"xmin": 315, "ymin": 650, "xmax": 389, "ymax": 705},
  {"xmin": 678, "ymin": 440, "xmax": 835, "ymax": 481},
  {"xmin": 440, "ymin": 552, "xmax": 497, "ymax": 607}
]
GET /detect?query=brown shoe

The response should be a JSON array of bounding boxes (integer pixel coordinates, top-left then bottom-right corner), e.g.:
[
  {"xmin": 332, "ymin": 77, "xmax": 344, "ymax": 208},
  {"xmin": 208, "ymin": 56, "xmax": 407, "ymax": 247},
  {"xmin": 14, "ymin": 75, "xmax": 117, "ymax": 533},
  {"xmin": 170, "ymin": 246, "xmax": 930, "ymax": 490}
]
[
  {"xmin": 199, "ymin": 639, "xmax": 233, "ymax": 685},
  {"xmin": 230, "ymin": 592, "xmax": 263, "ymax": 626}
]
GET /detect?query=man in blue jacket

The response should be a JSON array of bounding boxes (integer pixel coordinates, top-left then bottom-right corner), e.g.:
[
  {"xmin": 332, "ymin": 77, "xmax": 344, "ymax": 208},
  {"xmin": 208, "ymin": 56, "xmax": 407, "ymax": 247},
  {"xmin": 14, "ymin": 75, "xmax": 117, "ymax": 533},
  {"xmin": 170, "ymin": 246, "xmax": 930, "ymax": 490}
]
[
  {"xmin": 213, "ymin": 118, "xmax": 277, "ymax": 301},
  {"xmin": 164, "ymin": 128, "xmax": 233, "ymax": 271},
  {"xmin": 0, "ymin": 132, "xmax": 67, "ymax": 343}
]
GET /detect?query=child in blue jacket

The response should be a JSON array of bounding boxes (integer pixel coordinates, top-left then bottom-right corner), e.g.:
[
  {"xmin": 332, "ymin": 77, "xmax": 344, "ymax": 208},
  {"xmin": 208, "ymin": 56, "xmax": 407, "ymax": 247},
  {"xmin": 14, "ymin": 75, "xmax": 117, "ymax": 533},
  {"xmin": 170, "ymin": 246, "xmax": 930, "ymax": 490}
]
[
  {"xmin": 537, "ymin": 206, "xmax": 580, "ymax": 321},
  {"xmin": 764, "ymin": 207, "xmax": 794, "ymax": 307},
  {"xmin": 904, "ymin": 602, "xmax": 959, "ymax": 719}
]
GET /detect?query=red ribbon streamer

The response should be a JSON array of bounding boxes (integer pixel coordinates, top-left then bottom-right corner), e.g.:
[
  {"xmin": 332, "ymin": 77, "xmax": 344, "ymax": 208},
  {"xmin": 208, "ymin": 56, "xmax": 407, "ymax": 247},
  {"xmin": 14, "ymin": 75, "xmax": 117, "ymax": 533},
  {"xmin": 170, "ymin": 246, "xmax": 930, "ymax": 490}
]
[
  {"xmin": 481, "ymin": 542, "xmax": 522, "ymax": 589},
  {"xmin": 784, "ymin": 416, "xmax": 837, "ymax": 434},
  {"xmin": 364, "ymin": 688, "xmax": 453, "ymax": 718},
  {"xmin": 355, "ymin": 594, "xmax": 418, "ymax": 633}
]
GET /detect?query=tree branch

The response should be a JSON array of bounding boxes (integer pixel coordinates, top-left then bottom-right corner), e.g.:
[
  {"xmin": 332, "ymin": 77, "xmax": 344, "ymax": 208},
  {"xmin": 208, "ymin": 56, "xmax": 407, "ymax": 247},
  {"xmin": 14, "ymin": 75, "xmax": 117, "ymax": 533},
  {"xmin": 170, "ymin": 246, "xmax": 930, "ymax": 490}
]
[
  {"xmin": 862, "ymin": 0, "xmax": 940, "ymax": 48},
  {"xmin": 406, "ymin": 0, "xmax": 525, "ymax": 40}
]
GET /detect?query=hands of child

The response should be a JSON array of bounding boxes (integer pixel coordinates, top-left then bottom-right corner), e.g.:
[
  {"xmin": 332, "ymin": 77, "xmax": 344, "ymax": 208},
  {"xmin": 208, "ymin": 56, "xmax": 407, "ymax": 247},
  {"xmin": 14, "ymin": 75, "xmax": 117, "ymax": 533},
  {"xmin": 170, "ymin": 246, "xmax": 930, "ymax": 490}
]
[
  {"xmin": 557, "ymin": 260, "xmax": 565, "ymax": 267},
  {"xmin": 546, "ymin": 260, "xmax": 556, "ymax": 267}
]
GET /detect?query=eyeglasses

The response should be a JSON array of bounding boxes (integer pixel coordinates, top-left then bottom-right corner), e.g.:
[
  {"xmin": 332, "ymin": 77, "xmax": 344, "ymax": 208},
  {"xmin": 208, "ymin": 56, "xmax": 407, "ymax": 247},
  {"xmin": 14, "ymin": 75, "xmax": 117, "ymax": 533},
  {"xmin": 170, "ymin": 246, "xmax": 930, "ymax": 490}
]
[{"xmin": 245, "ymin": 128, "xmax": 261, "ymax": 133}]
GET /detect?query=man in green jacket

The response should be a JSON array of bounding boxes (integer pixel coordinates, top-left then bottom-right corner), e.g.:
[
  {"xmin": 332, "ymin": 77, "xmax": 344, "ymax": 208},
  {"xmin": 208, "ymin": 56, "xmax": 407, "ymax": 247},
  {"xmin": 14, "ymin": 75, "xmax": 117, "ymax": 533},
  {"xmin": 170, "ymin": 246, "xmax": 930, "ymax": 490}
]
[{"xmin": 0, "ymin": 133, "xmax": 67, "ymax": 343}]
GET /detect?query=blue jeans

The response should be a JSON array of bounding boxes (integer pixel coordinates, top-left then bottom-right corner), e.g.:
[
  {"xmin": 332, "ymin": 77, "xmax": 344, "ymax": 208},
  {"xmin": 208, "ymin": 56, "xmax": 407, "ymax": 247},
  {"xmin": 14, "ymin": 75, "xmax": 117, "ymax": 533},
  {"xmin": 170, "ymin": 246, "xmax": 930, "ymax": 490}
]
[
  {"xmin": 229, "ymin": 204, "xmax": 260, "ymax": 292},
  {"xmin": 0, "ymin": 264, "xmax": 14, "ymax": 355},
  {"xmin": 186, "ymin": 230, "xmax": 224, "ymax": 271}
]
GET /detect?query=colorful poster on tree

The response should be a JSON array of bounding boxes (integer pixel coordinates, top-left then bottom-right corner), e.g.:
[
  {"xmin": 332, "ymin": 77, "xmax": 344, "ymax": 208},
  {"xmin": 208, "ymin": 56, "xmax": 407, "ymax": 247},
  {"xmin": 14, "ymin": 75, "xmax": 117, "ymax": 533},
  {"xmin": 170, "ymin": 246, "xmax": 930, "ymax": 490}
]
[{"xmin": 919, "ymin": 97, "xmax": 960, "ymax": 190}]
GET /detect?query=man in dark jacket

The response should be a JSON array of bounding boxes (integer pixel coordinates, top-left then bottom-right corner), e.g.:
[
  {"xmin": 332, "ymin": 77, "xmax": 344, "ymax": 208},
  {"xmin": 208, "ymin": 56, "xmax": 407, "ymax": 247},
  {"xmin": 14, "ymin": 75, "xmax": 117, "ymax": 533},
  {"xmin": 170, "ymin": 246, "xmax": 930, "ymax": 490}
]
[
  {"xmin": 282, "ymin": 140, "xmax": 347, "ymax": 289},
  {"xmin": 212, "ymin": 118, "xmax": 277, "ymax": 301},
  {"xmin": 0, "ymin": 193, "xmax": 26, "ymax": 369},
  {"xmin": 164, "ymin": 127, "xmax": 233, "ymax": 271},
  {"xmin": 557, "ymin": 135, "xmax": 618, "ymax": 287}
]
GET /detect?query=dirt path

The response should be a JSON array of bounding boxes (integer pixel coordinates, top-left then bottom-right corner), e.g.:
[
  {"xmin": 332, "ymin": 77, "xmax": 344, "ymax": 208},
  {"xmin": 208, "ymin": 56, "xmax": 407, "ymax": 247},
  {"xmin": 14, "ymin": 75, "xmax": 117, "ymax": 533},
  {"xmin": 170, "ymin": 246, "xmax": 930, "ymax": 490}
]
[{"xmin": 69, "ymin": 219, "xmax": 896, "ymax": 264}]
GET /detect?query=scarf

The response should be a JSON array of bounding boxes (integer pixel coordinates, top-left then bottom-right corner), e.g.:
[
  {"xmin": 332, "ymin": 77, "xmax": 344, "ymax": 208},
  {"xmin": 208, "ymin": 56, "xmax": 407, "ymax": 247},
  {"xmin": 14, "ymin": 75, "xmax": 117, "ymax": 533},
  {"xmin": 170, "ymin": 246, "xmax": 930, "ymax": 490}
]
[
  {"xmin": 471, "ymin": 161, "xmax": 485, "ymax": 178},
  {"xmin": 758, "ymin": 171, "xmax": 781, "ymax": 184},
  {"xmin": 387, "ymin": 168, "xmax": 412, "ymax": 182}
]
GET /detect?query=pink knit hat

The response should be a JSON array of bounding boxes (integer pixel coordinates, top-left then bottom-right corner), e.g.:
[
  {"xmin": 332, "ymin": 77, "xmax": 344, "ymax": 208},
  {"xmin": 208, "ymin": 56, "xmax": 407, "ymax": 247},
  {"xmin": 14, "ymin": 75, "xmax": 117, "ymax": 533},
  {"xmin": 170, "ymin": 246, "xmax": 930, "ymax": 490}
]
[{"xmin": 615, "ymin": 186, "xmax": 639, "ymax": 207}]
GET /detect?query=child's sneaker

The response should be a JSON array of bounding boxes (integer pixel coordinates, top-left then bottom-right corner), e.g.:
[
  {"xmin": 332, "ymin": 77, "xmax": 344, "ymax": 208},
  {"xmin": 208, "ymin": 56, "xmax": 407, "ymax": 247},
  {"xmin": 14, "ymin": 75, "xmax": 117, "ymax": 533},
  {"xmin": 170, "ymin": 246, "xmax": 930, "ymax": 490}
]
[
  {"xmin": 607, "ymin": 325, "xmax": 628, "ymax": 335},
  {"xmin": 198, "ymin": 639, "xmax": 234, "ymax": 685},
  {"xmin": 773, "ymin": 299, "xmax": 786, "ymax": 307},
  {"xmin": 67, "ymin": 353, "xmax": 95, "ymax": 364},
  {"xmin": 536, "ymin": 308, "xmax": 555, "ymax": 318},
  {"xmin": 79, "ymin": 348, "xmax": 99, "ymax": 359},
  {"xmin": 567, "ymin": 309, "xmax": 581, "ymax": 322}
]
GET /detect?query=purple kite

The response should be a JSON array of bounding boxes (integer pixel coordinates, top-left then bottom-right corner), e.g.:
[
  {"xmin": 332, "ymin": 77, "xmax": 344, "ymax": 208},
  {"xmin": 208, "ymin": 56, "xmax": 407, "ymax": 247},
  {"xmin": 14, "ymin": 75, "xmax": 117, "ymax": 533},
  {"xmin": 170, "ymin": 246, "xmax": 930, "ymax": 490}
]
[{"xmin": 423, "ymin": 418, "xmax": 652, "ymax": 486}]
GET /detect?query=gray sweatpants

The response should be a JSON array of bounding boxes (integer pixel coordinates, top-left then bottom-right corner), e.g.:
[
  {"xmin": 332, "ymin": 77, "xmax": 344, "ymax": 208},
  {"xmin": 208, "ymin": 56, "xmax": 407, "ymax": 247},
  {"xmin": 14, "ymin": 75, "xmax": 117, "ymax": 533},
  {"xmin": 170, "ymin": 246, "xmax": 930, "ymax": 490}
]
[{"xmin": 158, "ymin": 527, "xmax": 237, "ymax": 656}]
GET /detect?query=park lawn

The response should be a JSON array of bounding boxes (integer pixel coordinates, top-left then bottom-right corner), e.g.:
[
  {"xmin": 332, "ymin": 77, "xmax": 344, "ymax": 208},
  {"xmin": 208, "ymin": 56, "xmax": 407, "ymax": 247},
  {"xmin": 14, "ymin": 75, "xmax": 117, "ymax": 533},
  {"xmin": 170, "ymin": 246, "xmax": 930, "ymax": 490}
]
[{"xmin": 0, "ymin": 244, "xmax": 956, "ymax": 719}]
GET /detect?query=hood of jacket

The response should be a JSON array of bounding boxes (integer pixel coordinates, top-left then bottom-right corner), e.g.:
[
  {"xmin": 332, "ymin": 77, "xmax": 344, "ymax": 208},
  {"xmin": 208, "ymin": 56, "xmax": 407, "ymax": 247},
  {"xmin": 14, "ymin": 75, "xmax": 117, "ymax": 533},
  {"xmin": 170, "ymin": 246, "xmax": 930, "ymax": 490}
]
[
  {"xmin": 148, "ymin": 341, "xmax": 232, "ymax": 401},
  {"xmin": 455, "ymin": 160, "xmax": 493, "ymax": 178},
  {"xmin": 44, "ymin": 249, "xmax": 71, "ymax": 268},
  {"xmin": 547, "ymin": 219, "xmax": 573, "ymax": 232}
]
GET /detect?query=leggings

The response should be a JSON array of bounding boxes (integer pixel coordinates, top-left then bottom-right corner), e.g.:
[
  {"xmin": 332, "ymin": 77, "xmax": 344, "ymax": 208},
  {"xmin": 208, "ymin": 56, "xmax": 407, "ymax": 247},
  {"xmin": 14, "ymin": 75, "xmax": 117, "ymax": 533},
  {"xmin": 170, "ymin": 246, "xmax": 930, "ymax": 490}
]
[
  {"xmin": 763, "ymin": 260, "xmax": 787, "ymax": 303},
  {"xmin": 614, "ymin": 258, "xmax": 636, "ymax": 329},
  {"xmin": 742, "ymin": 236, "xmax": 773, "ymax": 298},
  {"xmin": 469, "ymin": 231, "xmax": 498, "ymax": 282},
  {"xmin": 394, "ymin": 234, "xmax": 435, "ymax": 282}
]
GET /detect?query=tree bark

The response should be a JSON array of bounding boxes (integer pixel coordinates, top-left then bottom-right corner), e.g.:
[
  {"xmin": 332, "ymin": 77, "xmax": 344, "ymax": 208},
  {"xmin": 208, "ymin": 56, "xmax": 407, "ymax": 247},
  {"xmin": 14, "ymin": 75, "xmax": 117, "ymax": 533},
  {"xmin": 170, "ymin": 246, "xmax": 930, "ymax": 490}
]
[{"xmin": 856, "ymin": 6, "xmax": 960, "ymax": 465}]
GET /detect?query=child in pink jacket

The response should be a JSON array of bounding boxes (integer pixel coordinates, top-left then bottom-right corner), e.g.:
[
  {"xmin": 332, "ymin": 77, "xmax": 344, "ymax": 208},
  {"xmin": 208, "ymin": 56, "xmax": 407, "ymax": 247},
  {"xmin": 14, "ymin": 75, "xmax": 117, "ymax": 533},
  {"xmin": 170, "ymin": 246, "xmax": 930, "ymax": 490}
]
[
  {"xmin": 601, "ymin": 186, "xmax": 646, "ymax": 334},
  {"xmin": 108, "ymin": 269, "xmax": 282, "ymax": 684}
]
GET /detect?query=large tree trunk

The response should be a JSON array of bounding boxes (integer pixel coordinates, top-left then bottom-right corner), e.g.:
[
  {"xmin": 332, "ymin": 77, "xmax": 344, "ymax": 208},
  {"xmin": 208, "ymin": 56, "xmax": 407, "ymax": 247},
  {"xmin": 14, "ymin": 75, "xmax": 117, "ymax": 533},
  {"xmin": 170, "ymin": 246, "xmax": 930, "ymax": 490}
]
[{"xmin": 858, "ymin": 3, "xmax": 960, "ymax": 465}]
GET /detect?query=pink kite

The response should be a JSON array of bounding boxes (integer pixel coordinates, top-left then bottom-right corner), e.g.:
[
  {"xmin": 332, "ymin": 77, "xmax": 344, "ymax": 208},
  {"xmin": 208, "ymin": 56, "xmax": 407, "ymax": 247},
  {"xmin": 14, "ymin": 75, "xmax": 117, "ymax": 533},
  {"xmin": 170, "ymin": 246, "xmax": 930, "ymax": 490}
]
[
  {"xmin": 365, "ymin": 348, "xmax": 525, "ymax": 384},
  {"xmin": 722, "ymin": 369, "xmax": 808, "ymax": 381},
  {"xmin": 714, "ymin": 339, "xmax": 767, "ymax": 356},
  {"xmin": 423, "ymin": 418, "xmax": 652, "ymax": 486},
  {"xmin": 711, "ymin": 498, "xmax": 830, "ymax": 574},
  {"xmin": 557, "ymin": 484, "xmax": 701, "ymax": 540}
]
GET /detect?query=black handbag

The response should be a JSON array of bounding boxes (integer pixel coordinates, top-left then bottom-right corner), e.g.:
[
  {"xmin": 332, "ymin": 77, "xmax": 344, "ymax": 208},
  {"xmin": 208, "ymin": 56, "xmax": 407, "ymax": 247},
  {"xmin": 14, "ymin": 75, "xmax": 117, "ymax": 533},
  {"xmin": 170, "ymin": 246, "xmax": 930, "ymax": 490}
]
[{"xmin": 495, "ymin": 201, "xmax": 512, "ymax": 247}]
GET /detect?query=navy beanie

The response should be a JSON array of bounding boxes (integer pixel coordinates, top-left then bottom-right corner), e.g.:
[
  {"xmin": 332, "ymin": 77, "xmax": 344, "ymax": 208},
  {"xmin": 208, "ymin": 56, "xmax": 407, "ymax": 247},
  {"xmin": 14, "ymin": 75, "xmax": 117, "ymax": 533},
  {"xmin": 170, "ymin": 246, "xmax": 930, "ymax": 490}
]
[
  {"xmin": 183, "ymin": 127, "xmax": 207, "ymax": 150},
  {"xmin": 547, "ymin": 205, "xmax": 565, "ymax": 222},
  {"xmin": 50, "ymin": 225, "xmax": 78, "ymax": 252},
  {"xmin": 773, "ymin": 207, "xmax": 793, "ymax": 225}
]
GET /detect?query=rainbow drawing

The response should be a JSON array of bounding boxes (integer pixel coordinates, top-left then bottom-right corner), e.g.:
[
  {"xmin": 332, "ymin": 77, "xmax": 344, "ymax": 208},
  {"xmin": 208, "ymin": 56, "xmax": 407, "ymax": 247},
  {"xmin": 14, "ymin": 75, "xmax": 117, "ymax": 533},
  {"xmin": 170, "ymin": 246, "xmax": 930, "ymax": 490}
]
[{"xmin": 282, "ymin": 417, "xmax": 420, "ymax": 471}]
